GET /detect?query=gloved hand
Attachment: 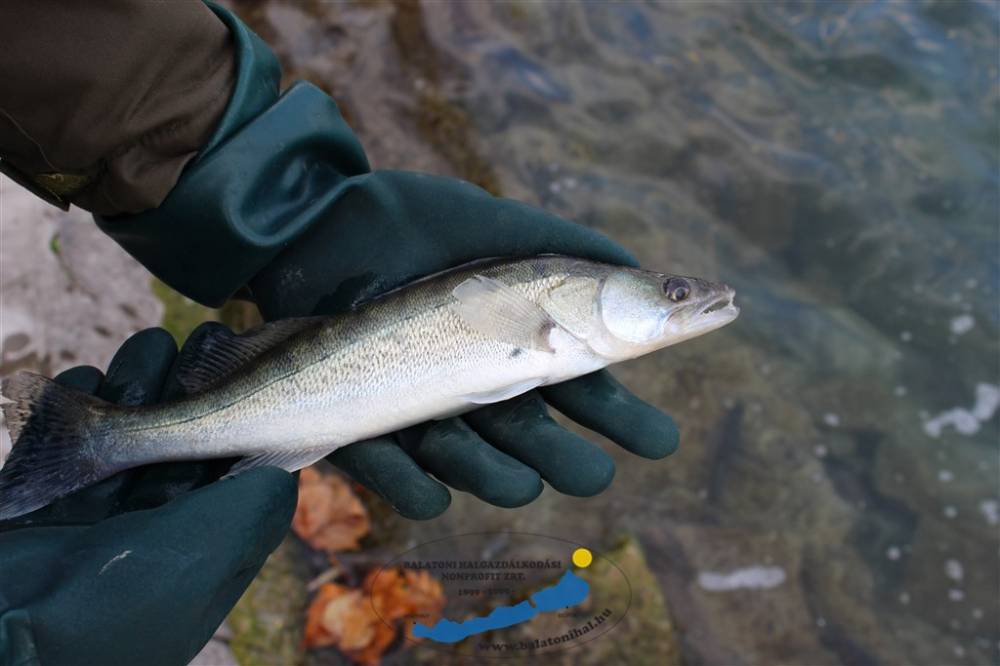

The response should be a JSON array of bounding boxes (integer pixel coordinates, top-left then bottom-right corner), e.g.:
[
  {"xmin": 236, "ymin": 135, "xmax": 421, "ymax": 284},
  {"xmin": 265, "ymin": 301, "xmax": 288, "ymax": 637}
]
[
  {"xmin": 0, "ymin": 328, "xmax": 298, "ymax": 666},
  {"xmin": 95, "ymin": 4, "xmax": 679, "ymax": 519}
]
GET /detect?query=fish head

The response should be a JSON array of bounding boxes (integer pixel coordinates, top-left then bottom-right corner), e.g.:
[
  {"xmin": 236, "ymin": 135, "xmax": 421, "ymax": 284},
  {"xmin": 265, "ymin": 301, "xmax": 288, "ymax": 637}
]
[{"xmin": 596, "ymin": 268, "xmax": 739, "ymax": 359}]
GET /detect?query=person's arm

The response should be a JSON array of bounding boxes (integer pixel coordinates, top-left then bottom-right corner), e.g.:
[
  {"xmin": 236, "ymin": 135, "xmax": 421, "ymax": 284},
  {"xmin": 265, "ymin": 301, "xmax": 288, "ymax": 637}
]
[{"xmin": 0, "ymin": 0, "xmax": 235, "ymax": 214}]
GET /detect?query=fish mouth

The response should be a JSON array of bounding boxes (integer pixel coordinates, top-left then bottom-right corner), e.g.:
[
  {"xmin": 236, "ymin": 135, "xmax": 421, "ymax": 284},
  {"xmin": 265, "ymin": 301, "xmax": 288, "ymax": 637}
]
[
  {"xmin": 701, "ymin": 285, "xmax": 739, "ymax": 316},
  {"xmin": 702, "ymin": 296, "xmax": 734, "ymax": 315},
  {"xmin": 689, "ymin": 289, "xmax": 739, "ymax": 332}
]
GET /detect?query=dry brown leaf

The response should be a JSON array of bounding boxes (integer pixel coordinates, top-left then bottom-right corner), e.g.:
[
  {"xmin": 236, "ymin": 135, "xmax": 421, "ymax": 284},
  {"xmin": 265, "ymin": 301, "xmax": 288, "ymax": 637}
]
[
  {"xmin": 303, "ymin": 583, "xmax": 378, "ymax": 658},
  {"xmin": 366, "ymin": 568, "xmax": 446, "ymax": 643},
  {"xmin": 303, "ymin": 583, "xmax": 346, "ymax": 650},
  {"xmin": 303, "ymin": 568, "xmax": 447, "ymax": 665},
  {"xmin": 321, "ymin": 590, "xmax": 376, "ymax": 651},
  {"xmin": 292, "ymin": 466, "xmax": 370, "ymax": 554}
]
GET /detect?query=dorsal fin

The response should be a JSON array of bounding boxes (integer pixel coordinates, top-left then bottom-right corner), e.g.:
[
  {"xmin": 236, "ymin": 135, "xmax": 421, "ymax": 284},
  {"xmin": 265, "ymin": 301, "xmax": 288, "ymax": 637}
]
[{"xmin": 174, "ymin": 318, "xmax": 327, "ymax": 395}]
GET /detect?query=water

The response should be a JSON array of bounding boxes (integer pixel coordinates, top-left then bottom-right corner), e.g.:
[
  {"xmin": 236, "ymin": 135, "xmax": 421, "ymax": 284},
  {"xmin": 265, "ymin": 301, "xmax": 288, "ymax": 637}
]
[{"xmin": 246, "ymin": 1, "xmax": 1000, "ymax": 663}]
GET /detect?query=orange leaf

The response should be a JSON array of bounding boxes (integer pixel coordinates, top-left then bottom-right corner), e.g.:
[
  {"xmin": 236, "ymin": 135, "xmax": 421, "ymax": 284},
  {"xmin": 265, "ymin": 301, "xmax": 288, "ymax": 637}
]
[
  {"xmin": 303, "ymin": 583, "xmax": 345, "ymax": 649},
  {"xmin": 366, "ymin": 568, "xmax": 446, "ymax": 642},
  {"xmin": 293, "ymin": 466, "xmax": 370, "ymax": 554},
  {"xmin": 302, "ymin": 582, "xmax": 387, "ymax": 666},
  {"xmin": 321, "ymin": 590, "xmax": 376, "ymax": 652},
  {"xmin": 304, "ymin": 568, "xmax": 447, "ymax": 665}
]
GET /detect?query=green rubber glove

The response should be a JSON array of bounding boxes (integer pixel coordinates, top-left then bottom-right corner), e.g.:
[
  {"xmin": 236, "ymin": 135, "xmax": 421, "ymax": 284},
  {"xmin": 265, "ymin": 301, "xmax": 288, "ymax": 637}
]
[
  {"xmin": 95, "ymin": 4, "xmax": 679, "ymax": 520},
  {"xmin": 0, "ymin": 328, "xmax": 298, "ymax": 666}
]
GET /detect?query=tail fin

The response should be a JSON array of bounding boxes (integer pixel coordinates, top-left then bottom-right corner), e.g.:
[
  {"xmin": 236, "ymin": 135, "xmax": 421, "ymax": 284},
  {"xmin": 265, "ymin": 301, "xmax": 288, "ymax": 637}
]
[{"xmin": 0, "ymin": 372, "xmax": 115, "ymax": 519}]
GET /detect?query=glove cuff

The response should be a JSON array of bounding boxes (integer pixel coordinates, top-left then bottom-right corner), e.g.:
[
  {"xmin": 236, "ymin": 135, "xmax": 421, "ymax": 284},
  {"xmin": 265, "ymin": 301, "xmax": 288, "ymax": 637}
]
[
  {"xmin": 95, "ymin": 4, "xmax": 369, "ymax": 307},
  {"xmin": 200, "ymin": 2, "xmax": 282, "ymax": 154}
]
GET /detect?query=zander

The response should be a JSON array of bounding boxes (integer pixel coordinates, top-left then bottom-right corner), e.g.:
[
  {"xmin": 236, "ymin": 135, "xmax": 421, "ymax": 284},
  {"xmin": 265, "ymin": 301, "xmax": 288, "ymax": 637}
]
[{"xmin": 0, "ymin": 255, "xmax": 739, "ymax": 519}]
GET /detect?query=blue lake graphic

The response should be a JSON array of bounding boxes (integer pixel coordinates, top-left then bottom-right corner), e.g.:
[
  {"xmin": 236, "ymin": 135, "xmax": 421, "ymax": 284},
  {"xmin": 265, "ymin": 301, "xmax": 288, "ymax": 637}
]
[{"xmin": 412, "ymin": 569, "xmax": 590, "ymax": 643}]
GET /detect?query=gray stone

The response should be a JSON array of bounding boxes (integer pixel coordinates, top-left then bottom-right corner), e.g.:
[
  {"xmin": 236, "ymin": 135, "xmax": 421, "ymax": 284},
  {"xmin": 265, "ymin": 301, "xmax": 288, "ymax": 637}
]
[{"xmin": 0, "ymin": 175, "xmax": 162, "ymax": 462}]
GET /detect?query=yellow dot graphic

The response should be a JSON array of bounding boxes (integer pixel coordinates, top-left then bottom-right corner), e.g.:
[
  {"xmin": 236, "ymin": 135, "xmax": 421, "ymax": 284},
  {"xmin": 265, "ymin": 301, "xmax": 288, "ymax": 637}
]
[{"xmin": 572, "ymin": 547, "xmax": 593, "ymax": 568}]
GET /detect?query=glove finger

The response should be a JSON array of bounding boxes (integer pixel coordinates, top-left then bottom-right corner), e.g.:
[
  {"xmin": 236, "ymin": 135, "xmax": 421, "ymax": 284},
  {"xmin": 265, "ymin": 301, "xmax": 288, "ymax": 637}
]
[
  {"xmin": 54, "ymin": 365, "xmax": 104, "ymax": 393},
  {"xmin": 399, "ymin": 419, "xmax": 543, "ymax": 508},
  {"xmin": 98, "ymin": 327, "xmax": 177, "ymax": 405},
  {"xmin": 463, "ymin": 392, "xmax": 616, "ymax": 497},
  {"xmin": 45, "ymin": 467, "xmax": 297, "ymax": 666},
  {"xmin": 541, "ymin": 370, "xmax": 679, "ymax": 460},
  {"xmin": 327, "ymin": 436, "xmax": 452, "ymax": 520}
]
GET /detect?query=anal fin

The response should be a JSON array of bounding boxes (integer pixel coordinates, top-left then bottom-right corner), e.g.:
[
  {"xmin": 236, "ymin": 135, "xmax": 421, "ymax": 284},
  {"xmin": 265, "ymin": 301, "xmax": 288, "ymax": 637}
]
[{"xmin": 224, "ymin": 448, "xmax": 331, "ymax": 478}]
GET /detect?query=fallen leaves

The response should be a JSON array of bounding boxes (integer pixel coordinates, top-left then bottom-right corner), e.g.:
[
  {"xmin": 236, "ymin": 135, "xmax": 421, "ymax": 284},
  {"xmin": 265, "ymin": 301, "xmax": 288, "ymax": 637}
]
[
  {"xmin": 304, "ymin": 583, "xmax": 378, "ymax": 657},
  {"xmin": 368, "ymin": 568, "xmax": 446, "ymax": 643},
  {"xmin": 292, "ymin": 466, "xmax": 370, "ymax": 554},
  {"xmin": 303, "ymin": 569, "xmax": 445, "ymax": 665},
  {"xmin": 293, "ymin": 466, "xmax": 446, "ymax": 664}
]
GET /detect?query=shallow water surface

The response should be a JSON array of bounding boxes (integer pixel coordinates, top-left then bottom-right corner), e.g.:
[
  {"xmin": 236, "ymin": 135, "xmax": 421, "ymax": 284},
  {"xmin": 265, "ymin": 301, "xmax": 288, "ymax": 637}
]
[{"xmin": 247, "ymin": 1, "xmax": 999, "ymax": 663}]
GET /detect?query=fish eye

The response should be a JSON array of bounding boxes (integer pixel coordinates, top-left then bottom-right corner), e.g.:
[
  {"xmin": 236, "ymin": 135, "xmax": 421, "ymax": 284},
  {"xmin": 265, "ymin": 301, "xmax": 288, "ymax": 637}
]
[{"xmin": 663, "ymin": 278, "xmax": 690, "ymax": 302}]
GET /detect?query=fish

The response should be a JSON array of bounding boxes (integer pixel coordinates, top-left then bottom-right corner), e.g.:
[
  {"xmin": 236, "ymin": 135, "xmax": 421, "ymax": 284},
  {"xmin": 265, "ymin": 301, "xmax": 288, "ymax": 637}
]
[{"xmin": 0, "ymin": 255, "xmax": 739, "ymax": 519}]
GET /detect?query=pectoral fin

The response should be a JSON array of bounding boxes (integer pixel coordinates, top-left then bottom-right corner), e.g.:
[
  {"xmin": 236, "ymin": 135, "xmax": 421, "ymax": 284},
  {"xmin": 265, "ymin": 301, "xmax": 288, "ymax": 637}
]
[
  {"xmin": 460, "ymin": 377, "xmax": 546, "ymax": 404},
  {"xmin": 451, "ymin": 275, "xmax": 555, "ymax": 352}
]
